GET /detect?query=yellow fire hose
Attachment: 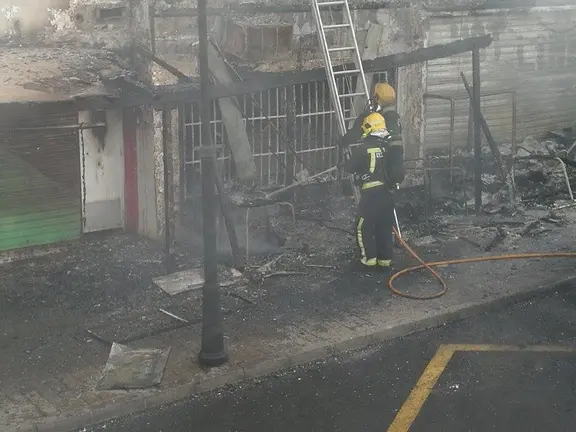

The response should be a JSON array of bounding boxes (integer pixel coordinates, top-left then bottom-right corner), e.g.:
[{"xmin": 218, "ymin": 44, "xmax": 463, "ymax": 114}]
[{"xmin": 389, "ymin": 227, "xmax": 576, "ymax": 300}]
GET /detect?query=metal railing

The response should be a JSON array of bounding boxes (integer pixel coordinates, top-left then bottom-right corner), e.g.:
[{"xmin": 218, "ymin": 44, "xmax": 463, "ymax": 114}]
[{"xmin": 182, "ymin": 71, "xmax": 391, "ymax": 199}]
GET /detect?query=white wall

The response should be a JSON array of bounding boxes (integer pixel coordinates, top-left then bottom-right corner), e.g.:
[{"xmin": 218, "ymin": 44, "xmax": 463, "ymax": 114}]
[
  {"xmin": 79, "ymin": 109, "xmax": 125, "ymax": 233},
  {"xmin": 424, "ymin": 6, "xmax": 576, "ymax": 150}
]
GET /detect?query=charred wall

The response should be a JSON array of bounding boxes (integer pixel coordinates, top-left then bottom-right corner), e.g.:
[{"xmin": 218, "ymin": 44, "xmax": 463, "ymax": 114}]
[
  {"xmin": 153, "ymin": 1, "xmax": 426, "ymax": 190},
  {"xmin": 0, "ymin": 0, "xmax": 137, "ymax": 50}
]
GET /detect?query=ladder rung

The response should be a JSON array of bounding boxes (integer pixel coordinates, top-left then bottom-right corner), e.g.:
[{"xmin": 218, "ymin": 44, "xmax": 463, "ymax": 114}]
[
  {"xmin": 317, "ymin": 0, "xmax": 346, "ymax": 6},
  {"xmin": 333, "ymin": 69, "xmax": 361, "ymax": 75},
  {"xmin": 339, "ymin": 92, "xmax": 366, "ymax": 98},
  {"xmin": 323, "ymin": 24, "xmax": 351, "ymax": 29},
  {"xmin": 328, "ymin": 46, "xmax": 355, "ymax": 52}
]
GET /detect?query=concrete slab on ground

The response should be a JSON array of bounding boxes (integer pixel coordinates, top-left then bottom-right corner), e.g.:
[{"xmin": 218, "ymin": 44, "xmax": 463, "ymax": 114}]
[
  {"xmin": 97, "ymin": 343, "xmax": 171, "ymax": 391},
  {"xmin": 153, "ymin": 269, "xmax": 205, "ymax": 296}
]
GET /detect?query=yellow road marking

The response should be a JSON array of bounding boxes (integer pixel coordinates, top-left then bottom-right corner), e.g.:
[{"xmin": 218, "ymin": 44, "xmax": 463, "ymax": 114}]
[
  {"xmin": 386, "ymin": 344, "xmax": 576, "ymax": 432},
  {"xmin": 443, "ymin": 344, "xmax": 576, "ymax": 353},
  {"xmin": 386, "ymin": 345, "xmax": 455, "ymax": 432}
]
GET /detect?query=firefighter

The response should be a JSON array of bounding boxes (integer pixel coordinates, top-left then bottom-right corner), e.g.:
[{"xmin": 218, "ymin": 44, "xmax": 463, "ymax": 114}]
[
  {"xmin": 375, "ymin": 83, "xmax": 403, "ymax": 147},
  {"xmin": 341, "ymin": 82, "xmax": 398, "ymax": 147},
  {"xmin": 344, "ymin": 112, "xmax": 405, "ymax": 270}
]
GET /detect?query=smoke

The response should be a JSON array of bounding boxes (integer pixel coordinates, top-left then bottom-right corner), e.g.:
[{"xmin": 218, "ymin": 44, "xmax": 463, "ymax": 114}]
[{"xmin": 0, "ymin": 0, "xmax": 69, "ymax": 36}]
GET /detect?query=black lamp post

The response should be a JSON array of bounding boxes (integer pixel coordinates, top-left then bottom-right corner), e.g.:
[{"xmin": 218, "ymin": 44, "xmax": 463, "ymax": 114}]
[{"xmin": 197, "ymin": 0, "xmax": 228, "ymax": 367}]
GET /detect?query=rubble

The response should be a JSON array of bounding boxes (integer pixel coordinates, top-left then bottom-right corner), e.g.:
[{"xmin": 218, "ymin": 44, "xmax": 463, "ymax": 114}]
[
  {"xmin": 449, "ymin": 130, "xmax": 576, "ymax": 216},
  {"xmin": 235, "ymin": 183, "xmax": 357, "ymax": 278},
  {"xmin": 547, "ymin": 126, "xmax": 576, "ymax": 146},
  {"xmin": 511, "ymin": 136, "xmax": 576, "ymax": 209},
  {"xmin": 484, "ymin": 226, "xmax": 507, "ymax": 251},
  {"xmin": 413, "ymin": 235, "xmax": 438, "ymax": 247},
  {"xmin": 180, "ymin": 127, "xmax": 576, "ymax": 286}
]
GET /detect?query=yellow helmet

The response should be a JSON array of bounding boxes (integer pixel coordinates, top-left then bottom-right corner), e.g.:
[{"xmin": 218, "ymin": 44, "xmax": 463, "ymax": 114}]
[
  {"xmin": 374, "ymin": 82, "xmax": 396, "ymax": 105},
  {"xmin": 361, "ymin": 112, "xmax": 387, "ymax": 137}
]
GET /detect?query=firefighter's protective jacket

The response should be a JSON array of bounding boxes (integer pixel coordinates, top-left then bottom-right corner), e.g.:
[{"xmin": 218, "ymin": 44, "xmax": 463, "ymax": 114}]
[
  {"xmin": 380, "ymin": 106, "xmax": 402, "ymax": 145},
  {"xmin": 344, "ymin": 132, "xmax": 405, "ymax": 190}
]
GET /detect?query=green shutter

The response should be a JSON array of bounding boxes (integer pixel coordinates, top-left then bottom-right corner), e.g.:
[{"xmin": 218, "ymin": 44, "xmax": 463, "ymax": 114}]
[{"xmin": 0, "ymin": 104, "xmax": 81, "ymax": 252}]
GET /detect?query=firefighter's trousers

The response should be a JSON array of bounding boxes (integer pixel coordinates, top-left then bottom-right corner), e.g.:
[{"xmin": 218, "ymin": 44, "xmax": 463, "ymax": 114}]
[{"xmin": 355, "ymin": 186, "xmax": 395, "ymax": 267}]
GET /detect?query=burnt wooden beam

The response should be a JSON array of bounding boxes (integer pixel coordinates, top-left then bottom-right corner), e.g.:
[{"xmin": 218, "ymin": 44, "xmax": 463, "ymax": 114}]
[
  {"xmin": 155, "ymin": 1, "xmax": 409, "ymax": 17},
  {"xmin": 74, "ymin": 34, "xmax": 493, "ymax": 110},
  {"xmin": 133, "ymin": 44, "xmax": 193, "ymax": 83},
  {"xmin": 155, "ymin": 35, "xmax": 493, "ymax": 105},
  {"xmin": 423, "ymin": 0, "xmax": 574, "ymax": 12},
  {"xmin": 100, "ymin": 69, "xmax": 156, "ymax": 99},
  {"xmin": 461, "ymin": 71, "xmax": 507, "ymax": 183},
  {"xmin": 469, "ymin": 49, "xmax": 483, "ymax": 216}
]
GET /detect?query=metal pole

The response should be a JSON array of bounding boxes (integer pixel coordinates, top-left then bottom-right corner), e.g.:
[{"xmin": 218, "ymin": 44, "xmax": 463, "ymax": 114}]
[
  {"xmin": 0, "ymin": 123, "xmax": 106, "ymax": 132},
  {"xmin": 472, "ymin": 46, "xmax": 482, "ymax": 216},
  {"xmin": 284, "ymin": 86, "xmax": 296, "ymax": 199},
  {"xmin": 162, "ymin": 109, "xmax": 177, "ymax": 275},
  {"xmin": 155, "ymin": 1, "xmax": 411, "ymax": 17},
  {"xmin": 197, "ymin": 0, "xmax": 227, "ymax": 367},
  {"xmin": 266, "ymin": 166, "xmax": 339, "ymax": 200},
  {"xmin": 511, "ymin": 92, "xmax": 517, "ymax": 194},
  {"xmin": 177, "ymin": 105, "xmax": 186, "ymax": 209},
  {"xmin": 149, "ymin": 5, "xmax": 156, "ymax": 55}
]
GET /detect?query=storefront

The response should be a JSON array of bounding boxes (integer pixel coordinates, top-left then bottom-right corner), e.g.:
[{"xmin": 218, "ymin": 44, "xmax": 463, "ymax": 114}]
[{"xmin": 0, "ymin": 102, "xmax": 82, "ymax": 251}]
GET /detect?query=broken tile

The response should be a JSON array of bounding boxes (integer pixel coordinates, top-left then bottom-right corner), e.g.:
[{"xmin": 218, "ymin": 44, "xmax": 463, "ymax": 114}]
[
  {"xmin": 154, "ymin": 268, "xmax": 245, "ymax": 295},
  {"xmin": 97, "ymin": 343, "xmax": 171, "ymax": 391},
  {"xmin": 153, "ymin": 269, "xmax": 204, "ymax": 296}
]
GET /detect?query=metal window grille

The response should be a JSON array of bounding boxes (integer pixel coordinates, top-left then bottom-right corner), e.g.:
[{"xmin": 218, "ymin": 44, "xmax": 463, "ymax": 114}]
[{"xmin": 183, "ymin": 71, "xmax": 392, "ymax": 199}]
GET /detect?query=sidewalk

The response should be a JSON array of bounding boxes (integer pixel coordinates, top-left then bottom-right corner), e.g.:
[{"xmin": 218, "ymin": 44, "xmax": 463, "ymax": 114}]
[{"xmin": 2, "ymin": 212, "xmax": 576, "ymax": 432}]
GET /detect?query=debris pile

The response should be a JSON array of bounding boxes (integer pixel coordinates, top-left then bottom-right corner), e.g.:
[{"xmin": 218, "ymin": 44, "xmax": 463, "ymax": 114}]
[
  {"xmin": 241, "ymin": 182, "xmax": 357, "ymax": 279},
  {"xmin": 509, "ymin": 135, "xmax": 575, "ymax": 209},
  {"xmin": 436, "ymin": 208, "xmax": 573, "ymax": 254},
  {"xmin": 443, "ymin": 132, "xmax": 576, "ymax": 214},
  {"xmin": 216, "ymin": 126, "xmax": 576, "ymax": 283}
]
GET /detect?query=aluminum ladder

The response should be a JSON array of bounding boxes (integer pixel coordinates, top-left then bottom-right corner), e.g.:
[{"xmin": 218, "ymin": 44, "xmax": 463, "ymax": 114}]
[{"xmin": 310, "ymin": 0, "xmax": 370, "ymax": 203}]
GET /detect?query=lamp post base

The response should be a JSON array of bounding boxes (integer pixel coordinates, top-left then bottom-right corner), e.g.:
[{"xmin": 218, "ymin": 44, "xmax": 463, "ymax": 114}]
[{"xmin": 198, "ymin": 351, "xmax": 229, "ymax": 367}]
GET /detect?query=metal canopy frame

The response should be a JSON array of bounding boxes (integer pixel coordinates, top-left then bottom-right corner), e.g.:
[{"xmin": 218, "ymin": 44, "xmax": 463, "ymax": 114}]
[{"xmin": 424, "ymin": 90, "xmax": 517, "ymax": 186}]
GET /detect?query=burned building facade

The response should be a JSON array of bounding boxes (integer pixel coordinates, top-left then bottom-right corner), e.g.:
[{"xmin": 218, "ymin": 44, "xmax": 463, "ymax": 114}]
[
  {"xmin": 151, "ymin": 0, "xmax": 576, "ymax": 208},
  {"xmin": 2, "ymin": 0, "xmax": 576, "ymax": 255},
  {"xmin": 152, "ymin": 1, "xmax": 425, "ymax": 204},
  {"xmin": 0, "ymin": 0, "xmax": 159, "ymax": 255}
]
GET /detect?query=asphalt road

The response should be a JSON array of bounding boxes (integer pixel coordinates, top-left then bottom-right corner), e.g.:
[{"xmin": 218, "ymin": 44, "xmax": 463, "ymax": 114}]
[{"xmin": 83, "ymin": 287, "xmax": 576, "ymax": 432}]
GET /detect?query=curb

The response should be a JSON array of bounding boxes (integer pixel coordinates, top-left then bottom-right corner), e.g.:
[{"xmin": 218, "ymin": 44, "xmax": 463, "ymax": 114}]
[{"xmin": 11, "ymin": 277, "xmax": 576, "ymax": 432}]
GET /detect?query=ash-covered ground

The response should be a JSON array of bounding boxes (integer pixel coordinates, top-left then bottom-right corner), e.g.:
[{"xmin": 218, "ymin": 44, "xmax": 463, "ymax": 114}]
[
  {"xmin": 226, "ymin": 131, "xmax": 576, "ymax": 281},
  {"xmin": 2, "ymin": 132, "xmax": 576, "ymax": 396},
  {"xmin": 0, "ymin": 234, "xmax": 249, "ymax": 394},
  {"xmin": 5, "ymin": 129, "xmax": 575, "ymax": 325}
]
